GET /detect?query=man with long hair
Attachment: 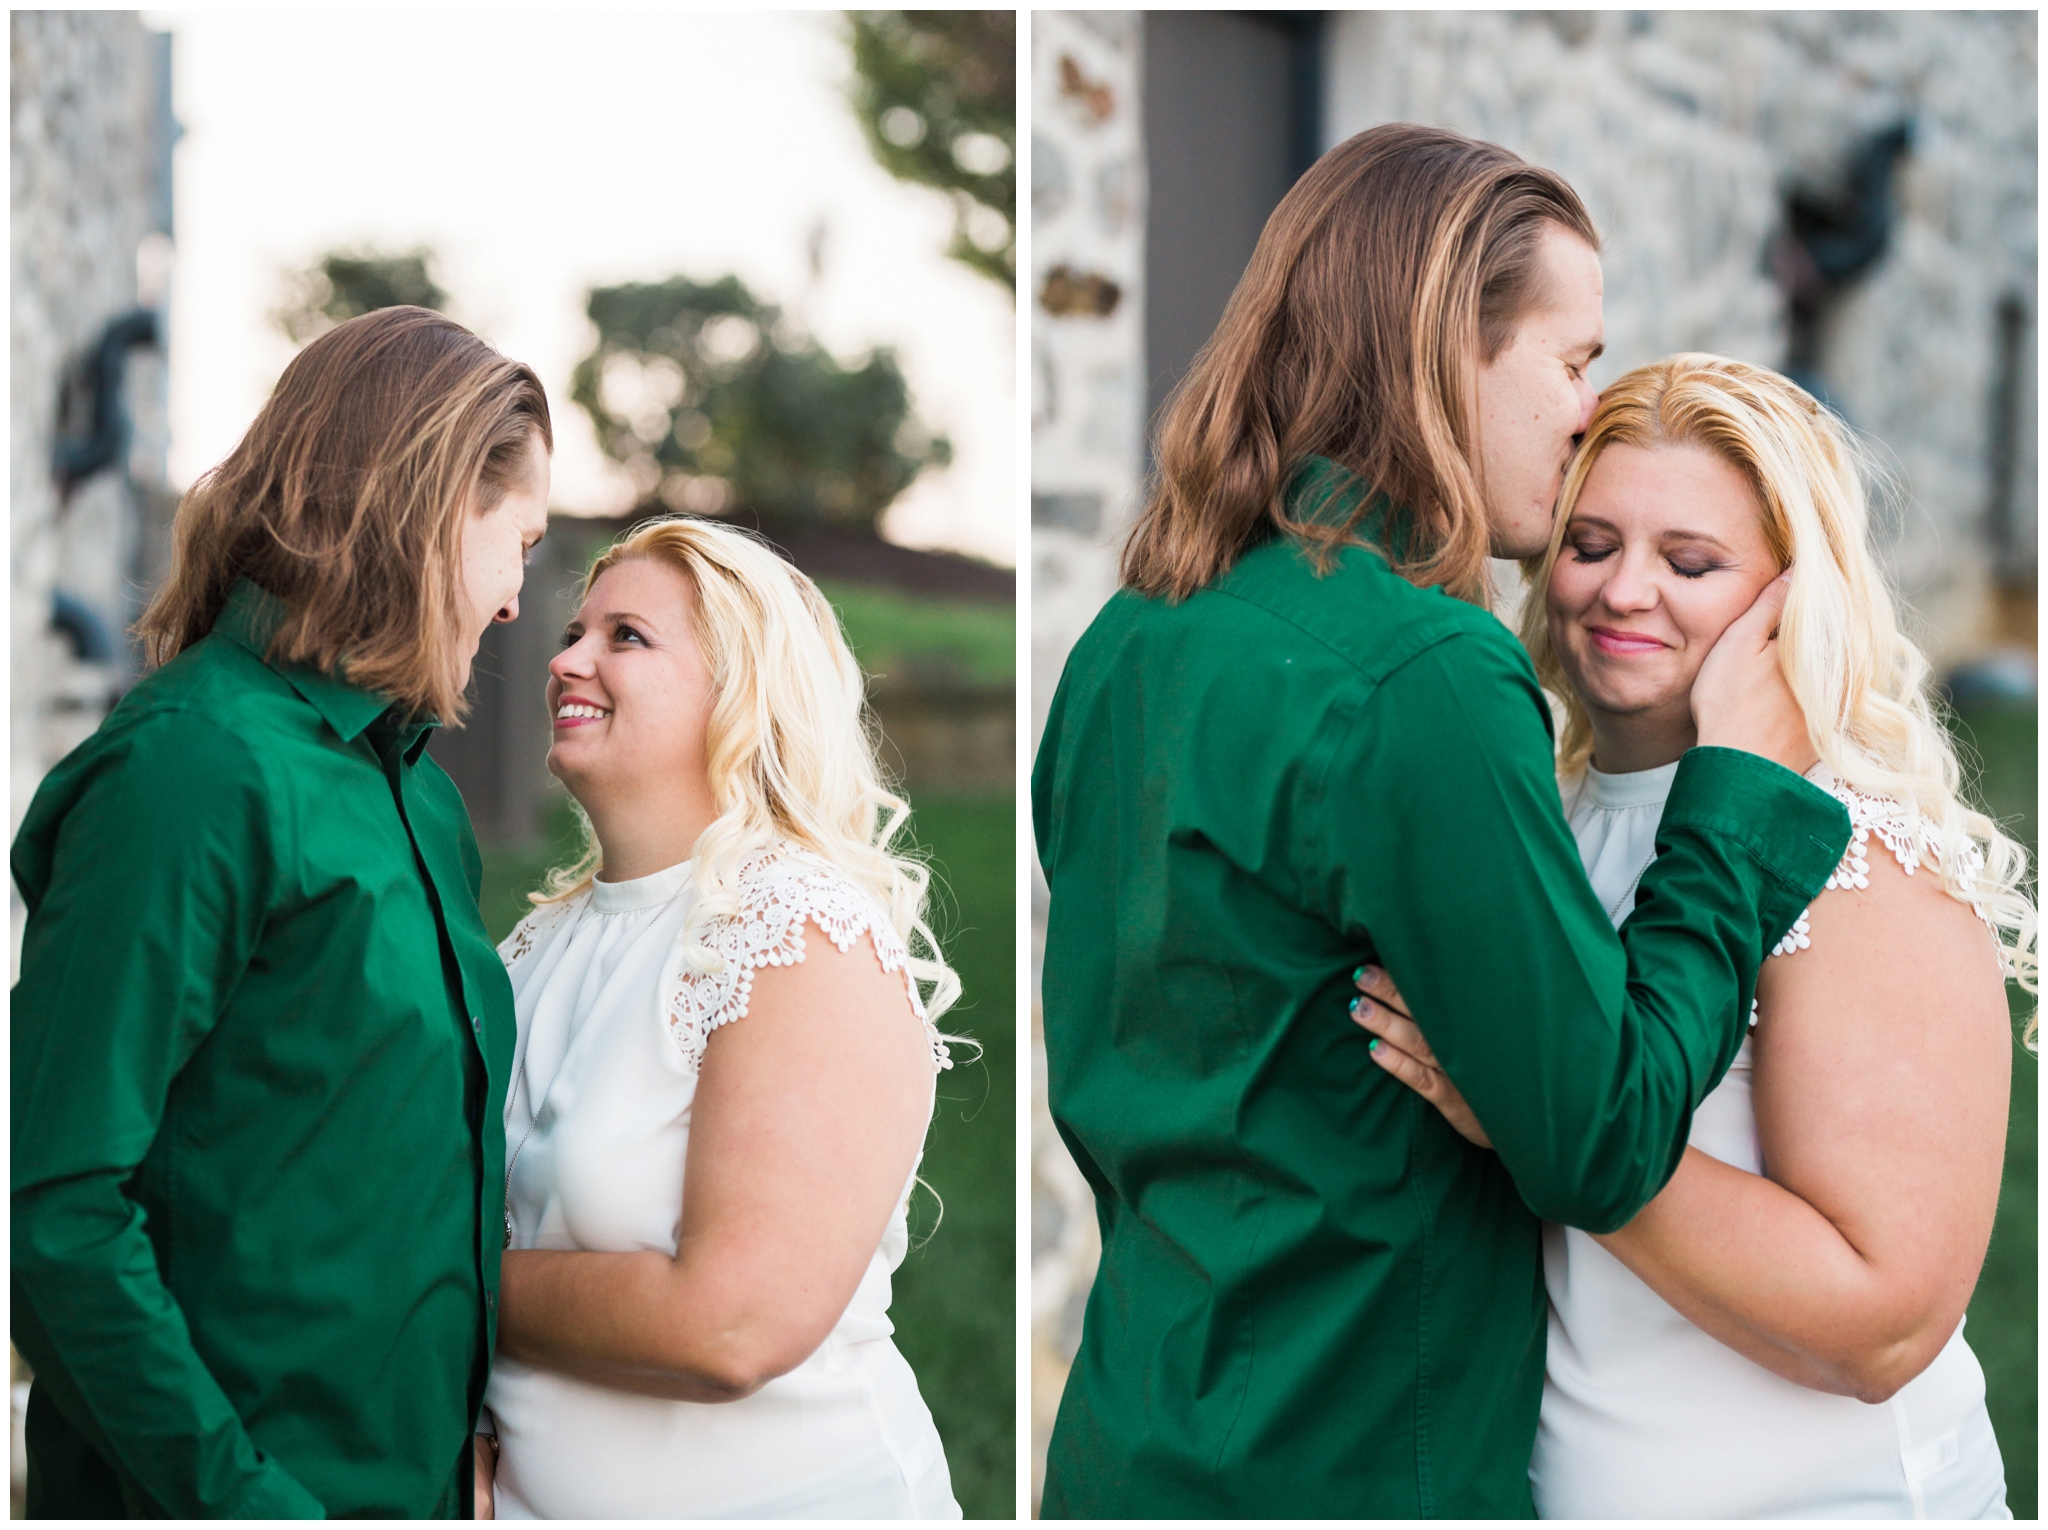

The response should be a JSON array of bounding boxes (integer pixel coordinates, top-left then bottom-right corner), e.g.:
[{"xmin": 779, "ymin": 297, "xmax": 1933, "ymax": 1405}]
[
  {"xmin": 13, "ymin": 308, "xmax": 550, "ymax": 1516},
  {"xmin": 1034, "ymin": 125, "xmax": 1854, "ymax": 1516}
]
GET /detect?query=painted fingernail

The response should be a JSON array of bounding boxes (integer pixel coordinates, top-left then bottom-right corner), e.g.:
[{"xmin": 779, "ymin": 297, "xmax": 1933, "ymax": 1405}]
[
  {"xmin": 1348, "ymin": 996, "xmax": 1361, "ymax": 1013},
  {"xmin": 1368, "ymin": 1038, "xmax": 1381, "ymax": 1053},
  {"xmin": 1361, "ymin": 965, "xmax": 1381, "ymax": 985},
  {"xmin": 1352, "ymin": 965, "xmax": 1367, "ymax": 983}
]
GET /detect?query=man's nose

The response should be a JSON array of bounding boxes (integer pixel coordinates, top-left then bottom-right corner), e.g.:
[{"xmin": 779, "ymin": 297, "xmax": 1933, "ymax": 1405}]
[{"xmin": 494, "ymin": 593, "xmax": 520, "ymax": 625}]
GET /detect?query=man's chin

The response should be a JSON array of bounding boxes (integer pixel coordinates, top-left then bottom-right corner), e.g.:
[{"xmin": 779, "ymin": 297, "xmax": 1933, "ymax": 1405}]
[{"xmin": 1481, "ymin": 499, "xmax": 1562, "ymax": 562}]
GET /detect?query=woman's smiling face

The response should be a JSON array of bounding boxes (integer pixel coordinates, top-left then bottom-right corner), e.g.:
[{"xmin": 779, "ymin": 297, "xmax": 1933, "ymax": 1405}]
[
  {"xmin": 545, "ymin": 557, "xmax": 716, "ymax": 801},
  {"xmin": 1546, "ymin": 441, "xmax": 1781, "ymax": 751}
]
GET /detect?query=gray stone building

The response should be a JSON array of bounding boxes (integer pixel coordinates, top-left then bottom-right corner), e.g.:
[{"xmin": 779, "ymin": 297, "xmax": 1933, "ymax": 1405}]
[
  {"xmin": 10, "ymin": 11, "xmax": 177, "ymax": 1504},
  {"xmin": 1029, "ymin": 9, "xmax": 2037, "ymax": 1503},
  {"xmin": 12, "ymin": 10, "xmax": 177, "ymax": 955}
]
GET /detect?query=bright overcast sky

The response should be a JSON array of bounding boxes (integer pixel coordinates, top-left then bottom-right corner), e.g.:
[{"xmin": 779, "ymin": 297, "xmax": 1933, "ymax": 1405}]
[{"xmin": 152, "ymin": 9, "xmax": 1016, "ymax": 566}]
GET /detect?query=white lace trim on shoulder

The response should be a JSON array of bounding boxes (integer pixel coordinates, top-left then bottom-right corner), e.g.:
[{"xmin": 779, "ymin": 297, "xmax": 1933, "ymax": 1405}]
[
  {"xmin": 499, "ymin": 896, "xmax": 579, "ymax": 968},
  {"xmin": 1755, "ymin": 772, "xmax": 2005, "ymax": 1024},
  {"xmin": 666, "ymin": 842, "xmax": 952, "ymax": 1077}
]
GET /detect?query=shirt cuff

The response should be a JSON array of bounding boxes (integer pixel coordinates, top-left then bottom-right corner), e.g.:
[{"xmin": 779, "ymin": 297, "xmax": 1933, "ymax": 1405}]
[{"xmin": 1662, "ymin": 746, "xmax": 1853, "ymax": 900}]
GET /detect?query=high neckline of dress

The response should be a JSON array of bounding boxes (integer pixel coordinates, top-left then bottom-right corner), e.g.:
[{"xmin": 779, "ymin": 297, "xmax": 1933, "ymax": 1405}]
[
  {"xmin": 589, "ymin": 856, "xmax": 694, "ymax": 913},
  {"xmin": 1580, "ymin": 757, "xmax": 1683, "ymax": 810}
]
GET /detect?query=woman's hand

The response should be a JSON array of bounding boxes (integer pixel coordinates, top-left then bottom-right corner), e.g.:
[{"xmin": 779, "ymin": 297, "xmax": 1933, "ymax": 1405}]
[
  {"xmin": 1349, "ymin": 966, "xmax": 1492, "ymax": 1149},
  {"xmin": 472, "ymin": 1432, "xmax": 495, "ymax": 1520},
  {"xmin": 1690, "ymin": 569, "xmax": 1817, "ymax": 773}
]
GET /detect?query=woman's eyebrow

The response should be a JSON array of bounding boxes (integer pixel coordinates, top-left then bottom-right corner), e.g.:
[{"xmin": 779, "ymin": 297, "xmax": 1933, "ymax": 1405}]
[{"xmin": 604, "ymin": 609, "xmax": 655, "ymax": 630}]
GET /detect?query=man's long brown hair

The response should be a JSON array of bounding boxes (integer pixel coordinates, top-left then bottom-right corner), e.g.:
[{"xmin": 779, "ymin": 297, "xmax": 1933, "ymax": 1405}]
[
  {"xmin": 137, "ymin": 306, "xmax": 551, "ymax": 723},
  {"xmin": 1121, "ymin": 123, "xmax": 1598, "ymax": 604}
]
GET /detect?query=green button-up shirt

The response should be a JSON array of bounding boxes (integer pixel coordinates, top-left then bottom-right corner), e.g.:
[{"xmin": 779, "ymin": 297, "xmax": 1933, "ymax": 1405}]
[
  {"xmin": 12, "ymin": 579, "xmax": 515, "ymax": 1518},
  {"xmin": 1033, "ymin": 462, "xmax": 1852, "ymax": 1518}
]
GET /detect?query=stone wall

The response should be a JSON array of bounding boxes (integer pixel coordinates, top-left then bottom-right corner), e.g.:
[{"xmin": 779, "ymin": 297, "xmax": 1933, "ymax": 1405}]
[
  {"xmin": 10, "ymin": 17, "xmax": 175, "ymax": 1499},
  {"xmin": 11, "ymin": 10, "xmax": 175, "ymax": 962},
  {"xmin": 1026, "ymin": 10, "xmax": 1144, "ymax": 1503},
  {"xmin": 1029, "ymin": 12, "xmax": 1146, "ymax": 739}
]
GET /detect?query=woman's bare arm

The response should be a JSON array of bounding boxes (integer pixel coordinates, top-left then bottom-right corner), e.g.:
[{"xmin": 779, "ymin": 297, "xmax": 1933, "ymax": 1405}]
[
  {"xmin": 1351, "ymin": 844, "xmax": 2012, "ymax": 1401},
  {"xmin": 494, "ymin": 921, "xmax": 936, "ymax": 1402},
  {"xmin": 1592, "ymin": 845, "xmax": 2011, "ymax": 1402}
]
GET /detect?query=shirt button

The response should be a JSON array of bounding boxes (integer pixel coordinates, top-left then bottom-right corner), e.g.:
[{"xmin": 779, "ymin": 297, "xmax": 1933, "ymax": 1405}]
[
  {"xmin": 486, "ymin": 1292, "xmax": 497, "ymax": 1312},
  {"xmin": 470, "ymin": 1015, "xmax": 481, "ymax": 1034}
]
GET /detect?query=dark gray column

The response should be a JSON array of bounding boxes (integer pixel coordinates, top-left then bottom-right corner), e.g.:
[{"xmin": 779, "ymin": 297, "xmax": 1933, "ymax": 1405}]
[{"xmin": 1141, "ymin": 11, "xmax": 1322, "ymax": 458}]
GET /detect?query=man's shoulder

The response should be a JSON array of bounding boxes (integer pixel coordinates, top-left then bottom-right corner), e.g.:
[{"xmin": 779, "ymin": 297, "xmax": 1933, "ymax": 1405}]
[
  {"xmin": 29, "ymin": 640, "xmax": 321, "ymax": 815},
  {"xmin": 122, "ymin": 631, "xmax": 303, "ymax": 723},
  {"xmin": 11, "ymin": 648, "xmax": 287, "ymax": 906},
  {"xmin": 1051, "ymin": 542, "xmax": 1531, "ymax": 742},
  {"xmin": 1208, "ymin": 536, "xmax": 1515, "ymax": 680}
]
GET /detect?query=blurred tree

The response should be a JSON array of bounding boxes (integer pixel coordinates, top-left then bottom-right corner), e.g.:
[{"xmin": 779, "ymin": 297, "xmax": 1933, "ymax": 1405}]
[
  {"xmin": 573, "ymin": 274, "xmax": 951, "ymax": 538},
  {"xmin": 847, "ymin": 11, "xmax": 1015, "ymax": 294},
  {"xmin": 273, "ymin": 248, "xmax": 448, "ymax": 345}
]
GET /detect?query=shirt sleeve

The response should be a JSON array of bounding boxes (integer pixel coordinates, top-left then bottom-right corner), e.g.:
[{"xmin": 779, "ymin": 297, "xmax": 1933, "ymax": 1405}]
[
  {"xmin": 10, "ymin": 710, "xmax": 328, "ymax": 1518},
  {"xmin": 1315, "ymin": 625, "xmax": 1851, "ymax": 1231}
]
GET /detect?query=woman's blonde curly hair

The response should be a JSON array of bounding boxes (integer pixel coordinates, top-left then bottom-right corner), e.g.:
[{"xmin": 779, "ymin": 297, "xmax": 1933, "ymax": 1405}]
[
  {"xmin": 1522, "ymin": 353, "xmax": 2035, "ymax": 1034},
  {"xmin": 534, "ymin": 516, "xmax": 961, "ymax": 1032}
]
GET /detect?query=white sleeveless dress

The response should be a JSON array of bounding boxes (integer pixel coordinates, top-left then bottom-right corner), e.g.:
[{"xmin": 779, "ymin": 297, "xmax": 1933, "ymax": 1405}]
[
  {"xmin": 482, "ymin": 843, "xmax": 962, "ymax": 1519},
  {"xmin": 1529, "ymin": 760, "xmax": 2012, "ymax": 1520}
]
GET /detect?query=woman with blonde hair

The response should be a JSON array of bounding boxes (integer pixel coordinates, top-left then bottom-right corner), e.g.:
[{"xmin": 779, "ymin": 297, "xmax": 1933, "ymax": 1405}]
[
  {"xmin": 475, "ymin": 516, "xmax": 963, "ymax": 1518},
  {"xmin": 13, "ymin": 305, "xmax": 551, "ymax": 1517},
  {"xmin": 1353, "ymin": 353, "xmax": 2031, "ymax": 1517}
]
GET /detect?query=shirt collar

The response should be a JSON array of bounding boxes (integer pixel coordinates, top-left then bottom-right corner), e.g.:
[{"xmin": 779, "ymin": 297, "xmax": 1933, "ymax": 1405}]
[
  {"xmin": 212, "ymin": 577, "xmax": 411, "ymax": 746},
  {"xmin": 1284, "ymin": 456, "xmax": 1410, "ymax": 559}
]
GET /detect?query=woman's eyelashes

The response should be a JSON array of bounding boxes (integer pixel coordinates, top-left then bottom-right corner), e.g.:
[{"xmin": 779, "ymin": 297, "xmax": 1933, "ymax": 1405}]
[
  {"xmin": 557, "ymin": 621, "xmax": 648, "ymax": 649},
  {"xmin": 1564, "ymin": 540, "xmax": 1726, "ymax": 579}
]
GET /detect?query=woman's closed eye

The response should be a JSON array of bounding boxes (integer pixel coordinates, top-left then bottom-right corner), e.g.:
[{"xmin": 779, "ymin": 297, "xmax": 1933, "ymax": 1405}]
[
  {"xmin": 1567, "ymin": 539, "xmax": 1617, "ymax": 565},
  {"xmin": 1667, "ymin": 555, "xmax": 1729, "ymax": 580}
]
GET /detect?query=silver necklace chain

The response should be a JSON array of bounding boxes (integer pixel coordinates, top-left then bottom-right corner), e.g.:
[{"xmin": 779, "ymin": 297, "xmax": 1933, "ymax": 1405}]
[
  {"xmin": 1605, "ymin": 846, "xmax": 1661, "ymax": 924},
  {"xmin": 501, "ymin": 1021, "xmax": 559, "ymax": 1250}
]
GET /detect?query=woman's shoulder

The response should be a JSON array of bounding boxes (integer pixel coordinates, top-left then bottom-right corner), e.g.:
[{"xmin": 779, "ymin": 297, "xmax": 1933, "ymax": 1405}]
[
  {"xmin": 667, "ymin": 841, "xmax": 939, "ymax": 1076},
  {"xmin": 1761, "ymin": 767, "xmax": 2003, "ymax": 975},
  {"xmin": 723, "ymin": 841, "xmax": 912, "ymax": 970},
  {"xmin": 1804, "ymin": 768, "xmax": 1991, "ymax": 908}
]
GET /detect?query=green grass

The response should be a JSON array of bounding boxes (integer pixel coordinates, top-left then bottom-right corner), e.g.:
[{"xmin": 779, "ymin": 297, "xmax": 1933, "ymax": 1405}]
[
  {"xmin": 1951, "ymin": 699, "xmax": 2036, "ymax": 1520},
  {"xmin": 817, "ymin": 579, "xmax": 1016, "ymax": 686},
  {"xmin": 889, "ymin": 795, "xmax": 1016, "ymax": 1518},
  {"xmin": 475, "ymin": 789, "xmax": 1016, "ymax": 1518}
]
